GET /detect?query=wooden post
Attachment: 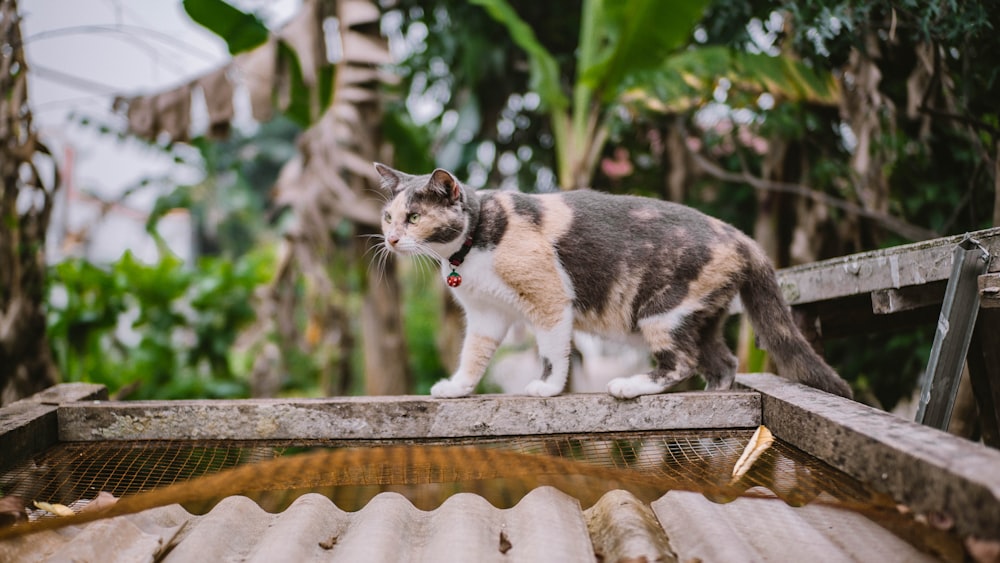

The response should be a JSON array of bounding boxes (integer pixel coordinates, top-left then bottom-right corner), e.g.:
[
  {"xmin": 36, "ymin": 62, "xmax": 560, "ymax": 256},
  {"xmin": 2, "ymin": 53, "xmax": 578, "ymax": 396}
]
[{"xmin": 967, "ymin": 274, "xmax": 1000, "ymax": 448}]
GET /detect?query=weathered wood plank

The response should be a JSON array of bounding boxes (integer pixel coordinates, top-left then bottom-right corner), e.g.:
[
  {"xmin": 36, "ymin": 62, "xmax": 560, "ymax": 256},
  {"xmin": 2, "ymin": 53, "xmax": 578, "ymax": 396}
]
[
  {"xmin": 967, "ymin": 309, "xmax": 1000, "ymax": 448},
  {"xmin": 738, "ymin": 373, "xmax": 1000, "ymax": 540},
  {"xmin": 0, "ymin": 383, "xmax": 107, "ymax": 470},
  {"xmin": 56, "ymin": 392, "xmax": 761, "ymax": 442},
  {"xmin": 870, "ymin": 281, "xmax": 946, "ymax": 315},
  {"xmin": 776, "ymin": 227, "xmax": 1000, "ymax": 306},
  {"xmin": 978, "ymin": 272, "xmax": 1000, "ymax": 308}
]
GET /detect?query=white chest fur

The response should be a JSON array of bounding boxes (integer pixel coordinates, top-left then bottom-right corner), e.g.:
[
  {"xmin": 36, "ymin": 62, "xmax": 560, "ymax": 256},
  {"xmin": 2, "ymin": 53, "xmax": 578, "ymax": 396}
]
[{"xmin": 443, "ymin": 250, "xmax": 521, "ymax": 311}]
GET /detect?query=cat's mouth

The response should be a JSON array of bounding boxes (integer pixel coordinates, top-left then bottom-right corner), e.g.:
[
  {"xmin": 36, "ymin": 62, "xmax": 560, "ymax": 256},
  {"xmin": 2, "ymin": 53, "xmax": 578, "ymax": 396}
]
[{"xmin": 384, "ymin": 238, "xmax": 424, "ymax": 257}]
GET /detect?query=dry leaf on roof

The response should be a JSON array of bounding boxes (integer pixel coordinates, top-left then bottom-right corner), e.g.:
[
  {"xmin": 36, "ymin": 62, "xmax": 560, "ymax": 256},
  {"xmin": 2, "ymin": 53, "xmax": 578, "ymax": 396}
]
[
  {"xmin": 499, "ymin": 530, "xmax": 512, "ymax": 554},
  {"xmin": 33, "ymin": 500, "xmax": 75, "ymax": 517},
  {"xmin": 79, "ymin": 491, "xmax": 119, "ymax": 514},
  {"xmin": 731, "ymin": 425, "xmax": 774, "ymax": 481}
]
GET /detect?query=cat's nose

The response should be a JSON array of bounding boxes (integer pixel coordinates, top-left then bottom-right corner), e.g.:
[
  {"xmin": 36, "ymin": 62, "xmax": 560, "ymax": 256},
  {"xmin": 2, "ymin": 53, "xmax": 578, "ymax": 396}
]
[{"xmin": 387, "ymin": 233, "xmax": 400, "ymax": 247}]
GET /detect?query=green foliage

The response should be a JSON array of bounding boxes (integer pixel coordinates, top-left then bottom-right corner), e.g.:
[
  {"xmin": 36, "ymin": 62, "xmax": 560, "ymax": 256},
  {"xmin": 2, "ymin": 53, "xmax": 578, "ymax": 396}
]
[
  {"xmin": 47, "ymin": 249, "xmax": 273, "ymax": 400},
  {"xmin": 578, "ymin": 0, "xmax": 711, "ymax": 101},
  {"xmin": 468, "ymin": 0, "xmax": 568, "ymax": 111},
  {"xmin": 276, "ymin": 41, "xmax": 336, "ymax": 127},
  {"xmin": 183, "ymin": 0, "xmax": 333, "ymax": 125},
  {"xmin": 825, "ymin": 327, "xmax": 935, "ymax": 411},
  {"xmin": 148, "ymin": 118, "xmax": 300, "ymax": 258},
  {"xmin": 182, "ymin": 0, "xmax": 270, "ymax": 55},
  {"xmin": 623, "ymin": 46, "xmax": 841, "ymax": 114},
  {"xmin": 381, "ymin": 109, "xmax": 436, "ymax": 174},
  {"xmin": 400, "ymin": 267, "xmax": 449, "ymax": 394}
]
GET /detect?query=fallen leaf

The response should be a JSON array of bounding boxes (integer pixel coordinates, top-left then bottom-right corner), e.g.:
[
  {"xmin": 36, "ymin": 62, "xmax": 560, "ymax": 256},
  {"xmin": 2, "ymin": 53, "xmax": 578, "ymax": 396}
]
[
  {"xmin": 731, "ymin": 425, "xmax": 774, "ymax": 481},
  {"xmin": 79, "ymin": 491, "xmax": 119, "ymax": 514},
  {"xmin": 33, "ymin": 500, "xmax": 75, "ymax": 517},
  {"xmin": 498, "ymin": 530, "xmax": 512, "ymax": 554},
  {"xmin": 319, "ymin": 535, "xmax": 338, "ymax": 550}
]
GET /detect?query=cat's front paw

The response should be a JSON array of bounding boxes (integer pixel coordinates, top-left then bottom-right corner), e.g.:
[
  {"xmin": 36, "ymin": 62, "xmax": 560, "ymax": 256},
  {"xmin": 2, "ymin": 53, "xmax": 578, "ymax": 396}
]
[
  {"xmin": 524, "ymin": 379, "xmax": 563, "ymax": 397},
  {"xmin": 430, "ymin": 378, "xmax": 475, "ymax": 398},
  {"xmin": 607, "ymin": 374, "xmax": 667, "ymax": 399}
]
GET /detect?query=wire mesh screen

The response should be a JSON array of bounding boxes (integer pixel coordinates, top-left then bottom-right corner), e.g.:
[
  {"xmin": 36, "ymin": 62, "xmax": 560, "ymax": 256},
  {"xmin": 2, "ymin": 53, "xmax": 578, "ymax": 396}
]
[
  {"xmin": 1, "ymin": 430, "xmax": 884, "ymax": 515},
  {"xmin": 0, "ymin": 430, "xmax": 965, "ymax": 557}
]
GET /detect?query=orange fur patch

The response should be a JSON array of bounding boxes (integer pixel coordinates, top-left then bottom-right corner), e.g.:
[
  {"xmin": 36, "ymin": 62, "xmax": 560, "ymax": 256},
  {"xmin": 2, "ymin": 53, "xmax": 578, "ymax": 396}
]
[{"xmin": 491, "ymin": 195, "xmax": 574, "ymax": 330}]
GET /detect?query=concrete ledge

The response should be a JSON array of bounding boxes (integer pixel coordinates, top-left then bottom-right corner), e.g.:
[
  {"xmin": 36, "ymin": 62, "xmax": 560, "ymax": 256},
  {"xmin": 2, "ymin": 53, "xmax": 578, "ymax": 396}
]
[
  {"xmin": 0, "ymin": 383, "xmax": 108, "ymax": 471},
  {"xmin": 56, "ymin": 391, "xmax": 760, "ymax": 442},
  {"xmin": 738, "ymin": 373, "xmax": 1000, "ymax": 540}
]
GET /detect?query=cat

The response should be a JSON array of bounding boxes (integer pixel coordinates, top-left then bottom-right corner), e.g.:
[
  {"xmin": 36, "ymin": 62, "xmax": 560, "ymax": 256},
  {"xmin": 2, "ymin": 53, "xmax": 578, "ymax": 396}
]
[{"xmin": 373, "ymin": 163, "xmax": 853, "ymax": 400}]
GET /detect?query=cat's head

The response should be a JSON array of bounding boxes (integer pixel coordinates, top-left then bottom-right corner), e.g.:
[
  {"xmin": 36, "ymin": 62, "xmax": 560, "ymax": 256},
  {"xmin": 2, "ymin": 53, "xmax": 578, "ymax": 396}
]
[{"xmin": 374, "ymin": 163, "xmax": 470, "ymax": 259}]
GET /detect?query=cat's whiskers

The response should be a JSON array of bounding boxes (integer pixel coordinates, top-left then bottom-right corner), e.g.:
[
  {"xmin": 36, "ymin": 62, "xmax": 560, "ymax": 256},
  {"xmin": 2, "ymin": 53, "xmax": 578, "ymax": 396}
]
[
  {"xmin": 359, "ymin": 233, "xmax": 394, "ymax": 286},
  {"xmin": 412, "ymin": 254, "xmax": 438, "ymax": 282},
  {"xmin": 363, "ymin": 186, "xmax": 393, "ymax": 206},
  {"xmin": 360, "ymin": 233, "xmax": 455, "ymax": 286}
]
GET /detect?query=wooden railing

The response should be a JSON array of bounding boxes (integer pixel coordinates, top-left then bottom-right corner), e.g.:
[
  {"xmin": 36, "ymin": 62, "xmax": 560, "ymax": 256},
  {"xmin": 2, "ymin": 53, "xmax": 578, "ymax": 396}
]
[{"xmin": 766, "ymin": 227, "xmax": 1000, "ymax": 446}]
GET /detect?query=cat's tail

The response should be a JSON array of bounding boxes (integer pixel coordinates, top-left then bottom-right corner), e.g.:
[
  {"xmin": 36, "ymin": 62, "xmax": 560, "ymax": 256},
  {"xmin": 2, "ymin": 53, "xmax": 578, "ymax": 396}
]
[{"xmin": 739, "ymin": 250, "xmax": 853, "ymax": 399}]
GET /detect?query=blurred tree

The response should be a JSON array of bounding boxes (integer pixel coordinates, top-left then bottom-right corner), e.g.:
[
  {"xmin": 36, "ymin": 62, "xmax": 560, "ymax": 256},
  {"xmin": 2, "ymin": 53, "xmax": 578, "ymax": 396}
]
[
  {"xmin": 146, "ymin": 117, "xmax": 301, "ymax": 259},
  {"xmin": 33, "ymin": 0, "xmax": 1000, "ymax": 409},
  {"xmin": 0, "ymin": 0, "xmax": 58, "ymax": 404},
  {"xmin": 174, "ymin": 0, "xmax": 410, "ymax": 396}
]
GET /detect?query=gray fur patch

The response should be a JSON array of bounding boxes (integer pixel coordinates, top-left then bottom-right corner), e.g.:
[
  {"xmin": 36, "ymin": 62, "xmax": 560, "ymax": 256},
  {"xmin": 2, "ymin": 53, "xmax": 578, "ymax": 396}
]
[
  {"xmin": 511, "ymin": 193, "xmax": 543, "ymax": 226},
  {"xmin": 473, "ymin": 193, "xmax": 509, "ymax": 248},
  {"xmin": 555, "ymin": 191, "xmax": 719, "ymax": 329}
]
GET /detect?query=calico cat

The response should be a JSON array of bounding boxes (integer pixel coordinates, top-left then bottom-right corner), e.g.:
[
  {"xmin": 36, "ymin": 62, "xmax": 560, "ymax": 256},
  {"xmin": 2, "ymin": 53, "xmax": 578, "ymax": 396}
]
[{"xmin": 374, "ymin": 163, "xmax": 853, "ymax": 400}]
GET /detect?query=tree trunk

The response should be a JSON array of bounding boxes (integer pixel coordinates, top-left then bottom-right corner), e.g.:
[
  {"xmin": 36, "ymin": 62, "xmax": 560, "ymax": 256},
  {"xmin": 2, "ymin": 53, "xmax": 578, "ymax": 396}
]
[
  {"xmin": 664, "ymin": 119, "xmax": 689, "ymax": 203},
  {"xmin": 0, "ymin": 0, "xmax": 58, "ymax": 405},
  {"xmin": 437, "ymin": 293, "xmax": 465, "ymax": 374}
]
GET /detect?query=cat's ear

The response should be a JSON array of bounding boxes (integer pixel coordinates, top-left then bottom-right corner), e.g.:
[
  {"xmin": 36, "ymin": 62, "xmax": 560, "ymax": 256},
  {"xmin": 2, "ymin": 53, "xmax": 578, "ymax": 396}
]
[
  {"xmin": 374, "ymin": 162, "xmax": 405, "ymax": 195},
  {"xmin": 429, "ymin": 168, "xmax": 463, "ymax": 203}
]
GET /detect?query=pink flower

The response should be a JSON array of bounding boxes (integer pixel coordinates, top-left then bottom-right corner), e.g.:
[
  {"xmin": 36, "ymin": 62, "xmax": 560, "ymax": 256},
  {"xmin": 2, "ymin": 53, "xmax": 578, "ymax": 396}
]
[{"xmin": 600, "ymin": 147, "xmax": 634, "ymax": 179}]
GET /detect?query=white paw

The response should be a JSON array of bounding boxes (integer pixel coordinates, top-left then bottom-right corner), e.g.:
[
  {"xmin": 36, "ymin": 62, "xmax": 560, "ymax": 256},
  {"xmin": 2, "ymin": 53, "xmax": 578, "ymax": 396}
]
[
  {"xmin": 607, "ymin": 374, "xmax": 668, "ymax": 399},
  {"xmin": 524, "ymin": 379, "xmax": 563, "ymax": 397},
  {"xmin": 431, "ymin": 378, "xmax": 476, "ymax": 398}
]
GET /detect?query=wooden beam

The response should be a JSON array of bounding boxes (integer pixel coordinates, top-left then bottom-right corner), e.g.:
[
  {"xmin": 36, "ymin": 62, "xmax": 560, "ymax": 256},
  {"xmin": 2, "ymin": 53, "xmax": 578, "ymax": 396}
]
[
  {"xmin": 0, "ymin": 383, "xmax": 107, "ymax": 471},
  {"xmin": 738, "ymin": 373, "xmax": 1000, "ymax": 540},
  {"xmin": 978, "ymin": 272, "xmax": 1000, "ymax": 308},
  {"xmin": 775, "ymin": 227, "xmax": 1000, "ymax": 307},
  {"xmin": 870, "ymin": 281, "xmax": 947, "ymax": 315},
  {"xmin": 56, "ymin": 392, "xmax": 761, "ymax": 442}
]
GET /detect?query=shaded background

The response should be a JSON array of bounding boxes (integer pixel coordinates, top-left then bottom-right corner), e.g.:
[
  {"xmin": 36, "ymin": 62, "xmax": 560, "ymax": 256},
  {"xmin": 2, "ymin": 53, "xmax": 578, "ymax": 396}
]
[{"xmin": 3, "ymin": 0, "xmax": 997, "ymax": 418}]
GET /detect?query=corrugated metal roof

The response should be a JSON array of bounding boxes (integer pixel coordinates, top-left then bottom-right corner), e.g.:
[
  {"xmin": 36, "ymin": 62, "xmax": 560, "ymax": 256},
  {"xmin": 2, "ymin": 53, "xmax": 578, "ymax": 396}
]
[{"xmin": 0, "ymin": 487, "xmax": 941, "ymax": 562}]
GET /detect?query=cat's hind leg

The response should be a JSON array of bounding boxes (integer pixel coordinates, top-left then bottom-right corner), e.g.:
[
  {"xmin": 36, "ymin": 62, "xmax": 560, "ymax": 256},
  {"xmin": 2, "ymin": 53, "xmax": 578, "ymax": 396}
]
[
  {"xmin": 607, "ymin": 310, "xmax": 700, "ymax": 399},
  {"xmin": 697, "ymin": 313, "xmax": 737, "ymax": 391}
]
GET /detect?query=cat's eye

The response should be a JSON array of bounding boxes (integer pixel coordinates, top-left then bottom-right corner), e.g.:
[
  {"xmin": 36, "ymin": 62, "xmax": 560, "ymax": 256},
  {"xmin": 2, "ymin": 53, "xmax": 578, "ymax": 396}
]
[
  {"xmin": 407, "ymin": 213, "xmax": 420, "ymax": 224},
  {"xmin": 382, "ymin": 212, "xmax": 391, "ymax": 223}
]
